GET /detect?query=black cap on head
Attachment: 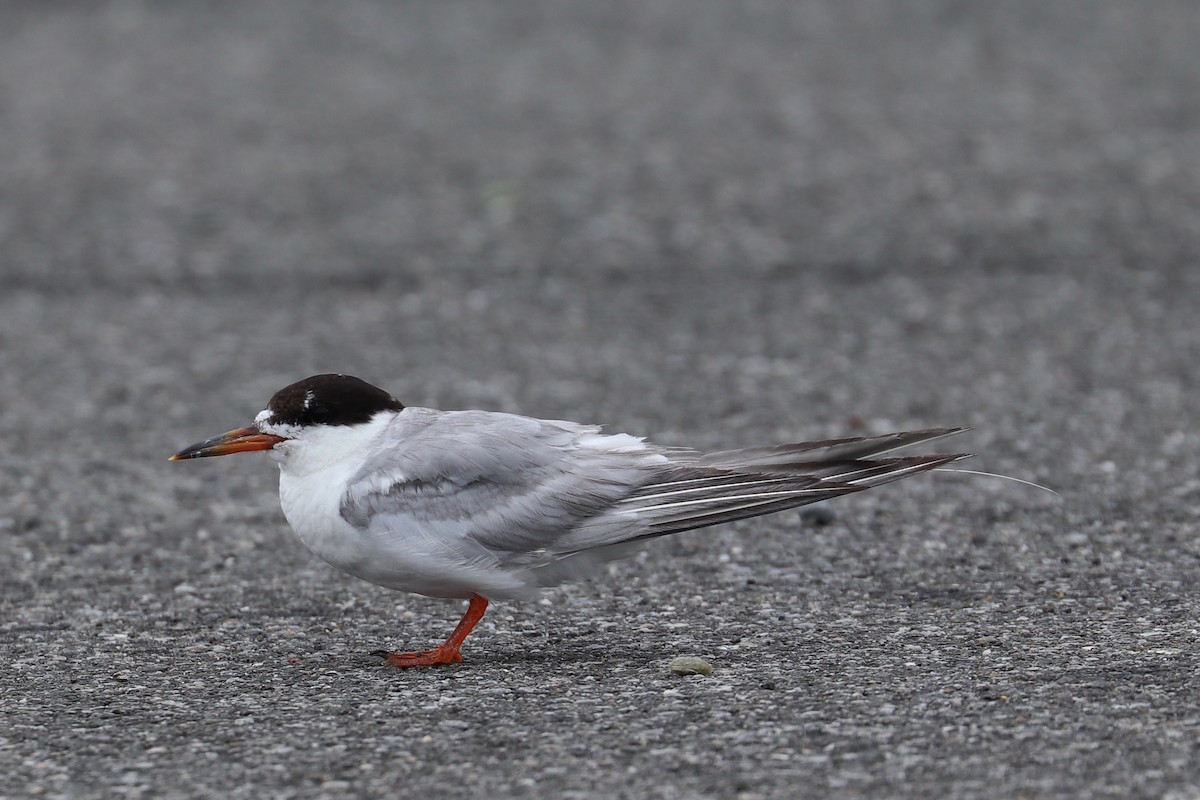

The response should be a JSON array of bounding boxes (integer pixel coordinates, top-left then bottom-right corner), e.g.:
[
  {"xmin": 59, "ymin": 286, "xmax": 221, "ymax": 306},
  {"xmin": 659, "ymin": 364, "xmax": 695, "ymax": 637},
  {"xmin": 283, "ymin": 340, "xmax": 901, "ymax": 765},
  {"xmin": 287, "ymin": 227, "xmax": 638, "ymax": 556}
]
[{"xmin": 266, "ymin": 374, "xmax": 404, "ymax": 427}]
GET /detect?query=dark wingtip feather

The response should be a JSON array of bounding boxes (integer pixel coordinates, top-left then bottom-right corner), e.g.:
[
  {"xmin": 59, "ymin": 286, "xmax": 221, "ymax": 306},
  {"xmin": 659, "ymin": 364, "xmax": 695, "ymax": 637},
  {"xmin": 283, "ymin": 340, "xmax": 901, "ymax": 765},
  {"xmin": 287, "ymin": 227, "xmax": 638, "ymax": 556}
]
[
  {"xmin": 698, "ymin": 427, "xmax": 971, "ymax": 471},
  {"xmin": 619, "ymin": 449, "xmax": 970, "ymax": 540}
]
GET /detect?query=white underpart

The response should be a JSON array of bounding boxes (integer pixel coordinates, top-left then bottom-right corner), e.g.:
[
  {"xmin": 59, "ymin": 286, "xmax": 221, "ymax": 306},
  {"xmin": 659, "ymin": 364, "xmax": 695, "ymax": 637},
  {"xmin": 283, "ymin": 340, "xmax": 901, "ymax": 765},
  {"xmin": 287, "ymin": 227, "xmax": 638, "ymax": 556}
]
[{"xmin": 270, "ymin": 414, "xmax": 406, "ymax": 584}]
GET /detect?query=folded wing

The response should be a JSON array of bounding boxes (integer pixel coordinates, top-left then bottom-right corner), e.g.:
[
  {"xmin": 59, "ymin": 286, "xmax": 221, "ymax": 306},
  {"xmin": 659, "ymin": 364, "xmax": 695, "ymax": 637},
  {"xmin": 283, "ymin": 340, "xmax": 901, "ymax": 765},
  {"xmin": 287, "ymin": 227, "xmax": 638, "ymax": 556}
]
[{"xmin": 340, "ymin": 411, "xmax": 968, "ymax": 577}]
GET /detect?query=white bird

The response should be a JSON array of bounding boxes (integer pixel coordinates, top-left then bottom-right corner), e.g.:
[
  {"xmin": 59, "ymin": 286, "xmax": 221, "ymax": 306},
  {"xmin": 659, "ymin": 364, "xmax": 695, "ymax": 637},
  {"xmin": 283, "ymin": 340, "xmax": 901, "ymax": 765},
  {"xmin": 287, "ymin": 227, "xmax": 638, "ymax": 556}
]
[{"xmin": 170, "ymin": 374, "xmax": 968, "ymax": 668}]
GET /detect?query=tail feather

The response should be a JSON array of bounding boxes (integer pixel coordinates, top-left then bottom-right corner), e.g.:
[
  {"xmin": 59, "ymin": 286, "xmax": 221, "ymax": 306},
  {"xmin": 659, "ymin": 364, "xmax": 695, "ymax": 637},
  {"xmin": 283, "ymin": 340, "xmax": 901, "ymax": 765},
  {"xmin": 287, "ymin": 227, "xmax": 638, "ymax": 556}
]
[
  {"xmin": 548, "ymin": 429, "xmax": 970, "ymax": 559},
  {"xmin": 614, "ymin": 429, "xmax": 970, "ymax": 540},
  {"xmin": 697, "ymin": 427, "xmax": 968, "ymax": 470}
]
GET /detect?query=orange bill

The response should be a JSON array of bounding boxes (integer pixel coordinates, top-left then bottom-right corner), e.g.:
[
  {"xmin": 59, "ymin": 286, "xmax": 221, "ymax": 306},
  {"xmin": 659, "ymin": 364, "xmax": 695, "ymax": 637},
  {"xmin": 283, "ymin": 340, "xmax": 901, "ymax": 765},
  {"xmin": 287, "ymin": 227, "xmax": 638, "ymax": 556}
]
[{"xmin": 169, "ymin": 426, "xmax": 286, "ymax": 461}]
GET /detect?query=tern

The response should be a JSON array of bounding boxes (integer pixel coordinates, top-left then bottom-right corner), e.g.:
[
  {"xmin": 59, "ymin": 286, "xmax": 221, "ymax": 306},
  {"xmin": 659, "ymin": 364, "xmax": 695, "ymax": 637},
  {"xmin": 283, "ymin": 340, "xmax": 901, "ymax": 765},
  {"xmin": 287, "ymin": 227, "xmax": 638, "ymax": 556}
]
[{"xmin": 171, "ymin": 374, "xmax": 969, "ymax": 668}]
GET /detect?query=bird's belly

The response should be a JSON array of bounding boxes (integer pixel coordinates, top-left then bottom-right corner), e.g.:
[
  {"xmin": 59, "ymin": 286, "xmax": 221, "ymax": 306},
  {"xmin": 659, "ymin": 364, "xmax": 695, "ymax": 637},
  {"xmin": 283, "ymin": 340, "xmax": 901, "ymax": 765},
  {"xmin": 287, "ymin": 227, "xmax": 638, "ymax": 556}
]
[
  {"xmin": 276, "ymin": 470, "xmax": 519, "ymax": 599},
  {"xmin": 277, "ymin": 471, "xmax": 375, "ymax": 576}
]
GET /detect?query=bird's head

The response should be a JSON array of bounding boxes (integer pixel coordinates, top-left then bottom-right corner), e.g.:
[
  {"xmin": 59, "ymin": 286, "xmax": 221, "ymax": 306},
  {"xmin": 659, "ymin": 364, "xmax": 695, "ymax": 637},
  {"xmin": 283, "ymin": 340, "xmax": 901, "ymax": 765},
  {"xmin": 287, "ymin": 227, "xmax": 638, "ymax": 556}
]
[{"xmin": 170, "ymin": 374, "xmax": 404, "ymax": 462}]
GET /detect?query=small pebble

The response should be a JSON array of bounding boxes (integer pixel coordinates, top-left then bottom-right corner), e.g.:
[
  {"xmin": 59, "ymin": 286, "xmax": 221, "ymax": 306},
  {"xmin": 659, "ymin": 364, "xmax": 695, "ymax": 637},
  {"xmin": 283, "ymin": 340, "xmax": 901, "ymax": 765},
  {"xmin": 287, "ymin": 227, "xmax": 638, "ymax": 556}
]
[{"xmin": 669, "ymin": 656, "xmax": 713, "ymax": 676}]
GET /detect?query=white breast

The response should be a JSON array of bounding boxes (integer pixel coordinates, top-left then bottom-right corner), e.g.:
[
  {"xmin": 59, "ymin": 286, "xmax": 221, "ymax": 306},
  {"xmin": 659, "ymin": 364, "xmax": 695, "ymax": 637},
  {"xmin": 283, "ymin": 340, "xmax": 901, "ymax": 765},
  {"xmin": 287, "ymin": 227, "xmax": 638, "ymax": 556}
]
[
  {"xmin": 271, "ymin": 415, "xmax": 395, "ymax": 581},
  {"xmin": 278, "ymin": 465, "xmax": 364, "ymax": 570}
]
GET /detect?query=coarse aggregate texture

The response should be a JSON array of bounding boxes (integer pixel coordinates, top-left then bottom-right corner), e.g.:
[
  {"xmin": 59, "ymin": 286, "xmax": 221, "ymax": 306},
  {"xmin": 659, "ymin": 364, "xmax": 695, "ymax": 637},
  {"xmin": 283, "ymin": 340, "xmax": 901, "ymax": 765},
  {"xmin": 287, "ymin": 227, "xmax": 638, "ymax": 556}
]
[{"xmin": 2, "ymin": 2, "xmax": 1198, "ymax": 799}]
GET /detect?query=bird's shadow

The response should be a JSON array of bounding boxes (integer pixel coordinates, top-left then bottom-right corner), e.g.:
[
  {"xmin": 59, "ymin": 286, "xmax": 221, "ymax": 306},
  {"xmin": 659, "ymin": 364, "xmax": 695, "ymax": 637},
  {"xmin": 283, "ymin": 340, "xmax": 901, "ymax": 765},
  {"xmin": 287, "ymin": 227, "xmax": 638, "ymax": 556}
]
[{"xmin": 338, "ymin": 640, "xmax": 665, "ymax": 674}]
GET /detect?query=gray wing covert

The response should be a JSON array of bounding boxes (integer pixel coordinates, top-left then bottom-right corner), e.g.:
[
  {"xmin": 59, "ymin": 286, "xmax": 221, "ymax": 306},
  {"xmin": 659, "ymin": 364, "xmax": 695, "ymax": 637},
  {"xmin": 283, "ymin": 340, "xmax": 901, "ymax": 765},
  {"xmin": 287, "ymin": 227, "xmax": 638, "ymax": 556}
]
[{"xmin": 338, "ymin": 408, "xmax": 667, "ymax": 562}]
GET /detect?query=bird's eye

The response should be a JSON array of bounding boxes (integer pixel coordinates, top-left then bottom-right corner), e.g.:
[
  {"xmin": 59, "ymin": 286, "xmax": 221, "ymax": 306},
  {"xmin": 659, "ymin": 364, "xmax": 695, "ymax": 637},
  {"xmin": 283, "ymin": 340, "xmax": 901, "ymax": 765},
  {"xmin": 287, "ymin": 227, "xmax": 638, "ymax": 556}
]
[{"xmin": 309, "ymin": 405, "xmax": 332, "ymax": 424}]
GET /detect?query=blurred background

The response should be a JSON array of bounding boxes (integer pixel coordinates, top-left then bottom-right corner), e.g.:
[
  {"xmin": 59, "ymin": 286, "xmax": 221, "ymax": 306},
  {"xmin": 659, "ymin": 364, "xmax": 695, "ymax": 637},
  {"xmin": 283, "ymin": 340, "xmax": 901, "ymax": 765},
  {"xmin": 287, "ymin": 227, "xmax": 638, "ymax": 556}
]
[{"xmin": 2, "ymin": 2, "xmax": 1198, "ymax": 797}]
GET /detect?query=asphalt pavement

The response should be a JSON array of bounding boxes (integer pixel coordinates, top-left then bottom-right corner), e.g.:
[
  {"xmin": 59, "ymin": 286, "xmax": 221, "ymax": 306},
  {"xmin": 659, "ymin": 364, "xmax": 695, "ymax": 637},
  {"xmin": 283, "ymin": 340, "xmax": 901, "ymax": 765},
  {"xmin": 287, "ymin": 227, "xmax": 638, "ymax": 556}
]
[{"xmin": 2, "ymin": 2, "xmax": 1198, "ymax": 798}]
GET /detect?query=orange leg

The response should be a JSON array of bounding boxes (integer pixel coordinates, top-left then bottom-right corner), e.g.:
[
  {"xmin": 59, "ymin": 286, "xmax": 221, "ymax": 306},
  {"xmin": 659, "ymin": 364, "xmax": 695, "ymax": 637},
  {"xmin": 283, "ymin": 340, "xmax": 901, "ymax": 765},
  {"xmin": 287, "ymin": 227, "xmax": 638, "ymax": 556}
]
[{"xmin": 379, "ymin": 594, "xmax": 490, "ymax": 668}]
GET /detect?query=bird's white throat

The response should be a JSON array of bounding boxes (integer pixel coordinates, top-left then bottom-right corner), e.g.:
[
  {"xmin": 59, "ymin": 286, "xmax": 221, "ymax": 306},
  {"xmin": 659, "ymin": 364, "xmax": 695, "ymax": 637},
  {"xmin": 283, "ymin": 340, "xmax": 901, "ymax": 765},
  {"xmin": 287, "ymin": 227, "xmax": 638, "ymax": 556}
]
[{"xmin": 266, "ymin": 411, "xmax": 398, "ymax": 477}]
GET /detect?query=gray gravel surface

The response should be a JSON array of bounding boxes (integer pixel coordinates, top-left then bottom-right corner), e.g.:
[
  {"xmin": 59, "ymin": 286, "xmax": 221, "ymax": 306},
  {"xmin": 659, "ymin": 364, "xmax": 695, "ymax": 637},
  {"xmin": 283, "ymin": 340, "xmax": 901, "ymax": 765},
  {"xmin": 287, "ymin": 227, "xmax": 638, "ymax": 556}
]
[{"xmin": 3, "ymin": 2, "xmax": 1199, "ymax": 798}]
